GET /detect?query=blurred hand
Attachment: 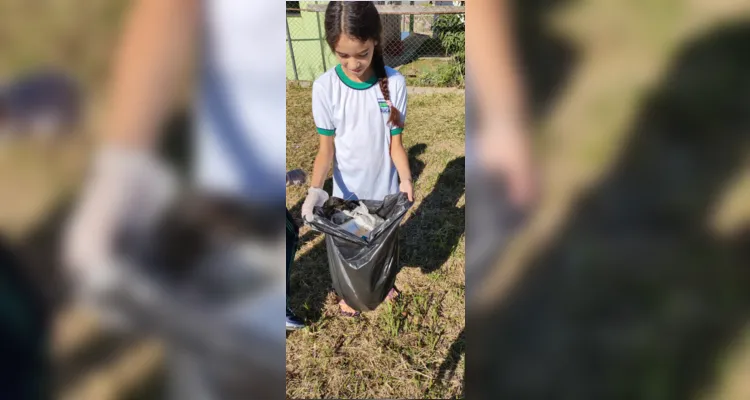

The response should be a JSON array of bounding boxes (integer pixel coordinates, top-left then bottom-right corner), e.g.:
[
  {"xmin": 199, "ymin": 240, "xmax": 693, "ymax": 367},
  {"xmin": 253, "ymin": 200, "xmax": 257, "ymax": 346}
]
[
  {"xmin": 476, "ymin": 118, "xmax": 537, "ymax": 208},
  {"xmin": 399, "ymin": 179, "xmax": 414, "ymax": 202},
  {"xmin": 301, "ymin": 187, "xmax": 329, "ymax": 222},
  {"xmin": 62, "ymin": 146, "xmax": 177, "ymax": 325}
]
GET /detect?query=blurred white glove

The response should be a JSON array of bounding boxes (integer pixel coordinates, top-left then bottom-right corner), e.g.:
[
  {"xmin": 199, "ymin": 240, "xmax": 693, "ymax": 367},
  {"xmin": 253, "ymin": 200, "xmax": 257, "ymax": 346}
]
[
  {"xmin": 62, "ymin": 145, "xmax": 178, "ymax": 328},
  {"xmin": 301, "ymin": 187, "xmax": 329, "ymax": 222}
]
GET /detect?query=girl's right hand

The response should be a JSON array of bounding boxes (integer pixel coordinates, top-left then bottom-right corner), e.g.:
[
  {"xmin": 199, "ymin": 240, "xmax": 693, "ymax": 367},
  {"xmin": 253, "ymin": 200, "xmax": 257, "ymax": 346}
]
[
  {"xmin": 62, "ymin": 146, "xmax": 177, "ymax": 325},
  {"xmin": 301, "ymin": 187, "xmax": 329, "ymax": 222}
]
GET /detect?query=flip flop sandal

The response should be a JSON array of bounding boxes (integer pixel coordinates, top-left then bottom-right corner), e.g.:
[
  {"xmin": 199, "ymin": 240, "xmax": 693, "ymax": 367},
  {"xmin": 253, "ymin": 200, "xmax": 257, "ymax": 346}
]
[
  {"xmin": 339, "ymin": 300, "xmax": 361, "ymax": 317},
  {"xmin": 385, "ymin": 287, "xmax": 400, "ymax": 302}
]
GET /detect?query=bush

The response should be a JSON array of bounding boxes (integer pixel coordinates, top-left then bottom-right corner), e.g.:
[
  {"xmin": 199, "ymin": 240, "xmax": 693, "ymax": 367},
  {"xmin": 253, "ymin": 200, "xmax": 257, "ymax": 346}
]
[
  {"xmin": 415, "ymin": 61, "xmax": 464, "ymax": 87},
  {"xmin": 431, "ymin": 7, "xmax": 465, "ymax": 85}
]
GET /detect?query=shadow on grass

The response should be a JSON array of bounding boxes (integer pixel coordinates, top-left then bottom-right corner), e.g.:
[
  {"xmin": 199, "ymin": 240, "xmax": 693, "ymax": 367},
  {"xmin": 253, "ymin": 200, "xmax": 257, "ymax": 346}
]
[
  {"xmin": 512, "ymin": 0, "xmax": 579, "ymax": 125},
  {"xmin": 470, "ymin": 20, "xmax": 750, "ymax": 399},
  {"xmin": 426, "ymin": 327, "xmax": 466, "ymax": 398},
  {"xmin": 401, "ymin": 155, "xmax": 465, "ymax": 274}
]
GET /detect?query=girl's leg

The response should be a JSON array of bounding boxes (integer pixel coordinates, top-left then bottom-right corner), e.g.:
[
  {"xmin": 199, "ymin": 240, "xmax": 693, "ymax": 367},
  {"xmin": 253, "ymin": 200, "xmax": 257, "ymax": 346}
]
[{"xmin": 285, "ymin": 209, "xmax": 297, "ymax": 303}]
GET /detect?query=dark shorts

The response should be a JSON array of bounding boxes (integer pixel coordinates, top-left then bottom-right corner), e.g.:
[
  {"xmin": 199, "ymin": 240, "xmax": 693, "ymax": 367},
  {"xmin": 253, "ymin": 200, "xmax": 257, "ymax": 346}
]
[{"xmin": 286, "ymin": 209, "xmax": 299, "ymax": 300}]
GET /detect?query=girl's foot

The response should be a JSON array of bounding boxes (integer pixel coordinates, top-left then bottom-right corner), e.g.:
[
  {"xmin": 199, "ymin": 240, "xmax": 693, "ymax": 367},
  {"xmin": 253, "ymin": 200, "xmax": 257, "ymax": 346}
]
[
  {"xmin": 385, "ymin": 287, "xmax": 400, "ymax": 302},
  {"xmin": 338, "ymin": 299, "xmax": 360, "ymax": 317}
]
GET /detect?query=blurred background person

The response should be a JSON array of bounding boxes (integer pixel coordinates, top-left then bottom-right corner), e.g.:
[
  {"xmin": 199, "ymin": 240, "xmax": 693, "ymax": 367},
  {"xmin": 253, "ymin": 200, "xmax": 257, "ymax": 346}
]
[{"xmin": 0, "ymin": 62, "xmax": 83, "ymax": 400}]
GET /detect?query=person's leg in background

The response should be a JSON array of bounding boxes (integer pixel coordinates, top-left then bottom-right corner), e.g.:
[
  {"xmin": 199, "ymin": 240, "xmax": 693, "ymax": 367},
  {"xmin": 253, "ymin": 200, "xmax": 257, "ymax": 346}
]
[
  {"xmin": 286, "ymin": 208, "xmax": 304, "ymax": 330},
  {"xmin": 0, "ymin": 238, "xmax": 50, "ymax": 400}
]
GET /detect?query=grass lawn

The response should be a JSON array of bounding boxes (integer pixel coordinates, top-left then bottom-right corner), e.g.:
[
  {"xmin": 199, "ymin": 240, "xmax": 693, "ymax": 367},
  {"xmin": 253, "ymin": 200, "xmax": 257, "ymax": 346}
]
[{"xmin": 285, "ymin": 83, "xmax": 466, "ymax": 399}]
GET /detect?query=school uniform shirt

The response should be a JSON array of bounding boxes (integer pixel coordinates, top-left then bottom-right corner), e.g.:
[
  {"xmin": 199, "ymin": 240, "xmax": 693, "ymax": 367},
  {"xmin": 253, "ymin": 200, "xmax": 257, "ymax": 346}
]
[
  {"xmin": 312, "ymin": 64, "xmax": 407, "ymax": 201},
  {"xmin": 184, "ymin": 4, "xmax": 287, "ymax": 397},
  {"xmin": 193, "ymin": 0, "xmax": 286, "ymax": 205}
]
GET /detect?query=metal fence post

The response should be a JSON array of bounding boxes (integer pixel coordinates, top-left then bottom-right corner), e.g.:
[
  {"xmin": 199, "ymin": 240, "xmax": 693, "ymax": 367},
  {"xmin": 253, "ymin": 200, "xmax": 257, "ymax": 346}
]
[
  {"xmin": 409, "ymin": 1, "xmax": 414, "ymax": 33},
  {"xmin": 315, "ymin": 1, "xmax": 328, "ymax": 74},
  {"xmin": 286, "ymin": 18, "xmax": 299, "ymax": 81}
]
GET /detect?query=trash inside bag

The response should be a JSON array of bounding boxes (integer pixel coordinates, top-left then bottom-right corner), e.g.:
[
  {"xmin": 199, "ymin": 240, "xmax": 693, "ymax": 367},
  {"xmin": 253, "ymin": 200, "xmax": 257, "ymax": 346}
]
[
  {"xmin": 329, "ymin": 202, "xmax": 386, "ymax": 240},
  {"xmin": 307, "ymin": 192, "xmax": 412, "ymax": 312},
  {"xmin": 344, "ymin": 203, "xmax": 384, "ymax": 231}
]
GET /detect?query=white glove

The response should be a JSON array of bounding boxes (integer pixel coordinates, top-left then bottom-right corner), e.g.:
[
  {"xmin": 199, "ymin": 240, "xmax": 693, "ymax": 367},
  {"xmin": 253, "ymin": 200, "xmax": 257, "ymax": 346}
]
[
  {"xmin": 62, "ymin": 145, "xmax": 178, "ymax": 328},
  {"xmin": 301, "ymin": 187, "xmax": 329, "ymax": 222}
]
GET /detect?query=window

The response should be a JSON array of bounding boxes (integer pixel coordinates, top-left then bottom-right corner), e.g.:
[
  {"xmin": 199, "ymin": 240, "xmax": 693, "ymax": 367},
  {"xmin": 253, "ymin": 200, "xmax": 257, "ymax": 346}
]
[{"xmin": 286, "ymin": 1, "xmax": 301, "ymax": 16}]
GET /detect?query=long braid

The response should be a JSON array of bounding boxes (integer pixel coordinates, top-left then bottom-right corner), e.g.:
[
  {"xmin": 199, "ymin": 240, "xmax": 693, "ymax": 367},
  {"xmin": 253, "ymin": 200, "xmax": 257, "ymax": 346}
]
[{"xmin": 373, "ymin": 44, "xmax": 402, "ymax": 128}]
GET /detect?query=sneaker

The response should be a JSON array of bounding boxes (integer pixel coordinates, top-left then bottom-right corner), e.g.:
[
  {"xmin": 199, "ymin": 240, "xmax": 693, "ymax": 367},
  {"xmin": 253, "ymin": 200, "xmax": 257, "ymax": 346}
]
[{"xmin": 286, "ymin": 308, "xmax": 304, "ymax": 331}]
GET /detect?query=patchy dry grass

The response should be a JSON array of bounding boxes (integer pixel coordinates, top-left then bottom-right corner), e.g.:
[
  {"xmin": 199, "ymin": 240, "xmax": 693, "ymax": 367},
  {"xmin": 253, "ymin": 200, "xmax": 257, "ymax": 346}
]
[{"xmin": 285, "ymin": 83, "xmax": 466, "ymax": 399}]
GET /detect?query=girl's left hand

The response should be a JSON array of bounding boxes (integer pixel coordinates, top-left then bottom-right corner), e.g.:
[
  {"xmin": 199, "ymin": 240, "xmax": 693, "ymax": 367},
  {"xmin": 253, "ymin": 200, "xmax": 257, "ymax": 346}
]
[{"xmin": 400, "ymin": 179, "xmax": 414, "ymax": 202}]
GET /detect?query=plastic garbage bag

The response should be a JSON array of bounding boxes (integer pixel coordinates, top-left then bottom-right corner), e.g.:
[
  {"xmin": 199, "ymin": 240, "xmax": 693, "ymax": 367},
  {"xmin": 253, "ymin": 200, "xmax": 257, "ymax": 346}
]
[
  {"xmin": 78, "ymin": 193, "xmax": 286, "ymax": 400},
  {"xmin": 307, "ymin": 192, "xmax": 412, "ymax": 312}
]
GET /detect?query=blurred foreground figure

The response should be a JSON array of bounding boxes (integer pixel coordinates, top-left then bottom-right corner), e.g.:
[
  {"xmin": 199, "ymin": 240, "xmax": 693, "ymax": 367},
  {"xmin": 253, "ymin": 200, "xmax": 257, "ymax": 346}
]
[
  {"xmin": 465, "ymin": 0, "xmax": 537, "ymax": 294},
  {"xmin": 467, "ymin": 4, "xmax": 750, "ymax": 400},
  {"xmin": 62, "ymin": 0, "xmax": 286, "ymax": 398}
]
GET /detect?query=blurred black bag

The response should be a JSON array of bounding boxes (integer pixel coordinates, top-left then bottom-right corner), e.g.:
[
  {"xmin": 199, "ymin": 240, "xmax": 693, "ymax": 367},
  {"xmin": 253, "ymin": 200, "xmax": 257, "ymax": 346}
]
[{"xmin": 308, "ymin": 192, "xmax": 412, "ymax": 312}]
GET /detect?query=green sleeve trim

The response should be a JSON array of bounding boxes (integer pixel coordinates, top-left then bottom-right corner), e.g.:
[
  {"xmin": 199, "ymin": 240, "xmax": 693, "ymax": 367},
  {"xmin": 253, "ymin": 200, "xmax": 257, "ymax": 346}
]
[
  {"xmin": 317, "ymin": 127, "xmax": 335, "ymax": 136},
  {"xmin": 390, "ymin": 127, "xmax": 404, "ymax": 136}
]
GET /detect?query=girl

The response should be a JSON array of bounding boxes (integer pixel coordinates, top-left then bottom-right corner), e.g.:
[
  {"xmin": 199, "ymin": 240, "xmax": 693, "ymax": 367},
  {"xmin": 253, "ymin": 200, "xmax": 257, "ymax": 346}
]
[{"xmin": 301, "ymin": 1, "xmax": 413, "ymax": 316}]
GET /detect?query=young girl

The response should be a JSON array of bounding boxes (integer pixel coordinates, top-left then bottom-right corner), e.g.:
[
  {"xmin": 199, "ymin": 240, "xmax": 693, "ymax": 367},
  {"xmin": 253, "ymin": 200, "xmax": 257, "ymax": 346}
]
[{"xmin": 301, "ymin": 1, "xmax": 413, "ymax": 316}]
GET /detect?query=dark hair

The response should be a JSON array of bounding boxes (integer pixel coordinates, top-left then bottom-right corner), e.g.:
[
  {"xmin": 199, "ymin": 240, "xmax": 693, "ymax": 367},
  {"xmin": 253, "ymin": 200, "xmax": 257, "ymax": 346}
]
[{"xmin": 324, "ymin": 1, "xmax": 402, "ymax": 128}]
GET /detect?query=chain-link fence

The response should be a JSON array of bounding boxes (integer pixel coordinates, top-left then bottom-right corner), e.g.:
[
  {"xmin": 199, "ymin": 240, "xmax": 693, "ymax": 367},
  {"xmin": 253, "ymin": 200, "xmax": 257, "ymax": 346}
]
[{"xmin": 286, "ymin": 1, "xmax": 465, "ymax": 87}]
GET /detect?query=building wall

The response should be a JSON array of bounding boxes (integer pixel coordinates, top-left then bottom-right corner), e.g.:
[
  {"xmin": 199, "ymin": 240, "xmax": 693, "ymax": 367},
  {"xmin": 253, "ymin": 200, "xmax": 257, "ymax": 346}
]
[{"xmin": 286, "ymin": 1, "xmax": 338, "ymax": 81}]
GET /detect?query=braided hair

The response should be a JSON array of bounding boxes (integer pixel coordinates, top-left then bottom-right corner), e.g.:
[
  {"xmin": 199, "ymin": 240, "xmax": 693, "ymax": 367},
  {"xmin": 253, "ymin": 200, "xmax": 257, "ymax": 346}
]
[{"xmin": 324, "ymin": 1, "xmax": 403, "ymax": 128}]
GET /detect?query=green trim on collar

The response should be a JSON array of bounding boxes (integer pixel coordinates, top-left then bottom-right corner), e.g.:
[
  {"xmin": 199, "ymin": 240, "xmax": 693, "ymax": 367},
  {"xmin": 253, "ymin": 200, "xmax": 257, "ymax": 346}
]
[{"xmin": 335, "ymin": 64, "xmax": 378, "ymax": 90}]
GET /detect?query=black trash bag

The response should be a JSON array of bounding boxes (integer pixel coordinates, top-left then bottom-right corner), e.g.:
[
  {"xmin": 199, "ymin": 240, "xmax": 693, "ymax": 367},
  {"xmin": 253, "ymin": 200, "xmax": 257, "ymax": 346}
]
[{"xmin": 308, "ymin": 192, "xmax": 412, "ymax": 312}]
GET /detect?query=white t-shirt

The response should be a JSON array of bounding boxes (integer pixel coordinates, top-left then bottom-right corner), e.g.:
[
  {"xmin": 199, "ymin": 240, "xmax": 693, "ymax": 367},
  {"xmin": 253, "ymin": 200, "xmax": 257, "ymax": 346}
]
[
  {"xmin": 193, "ymin": 1, "xmax": 286, "ymax": 204},
  {"xmin": 312, "ymin": 64, "xmax": 407, "ymax": 201}
]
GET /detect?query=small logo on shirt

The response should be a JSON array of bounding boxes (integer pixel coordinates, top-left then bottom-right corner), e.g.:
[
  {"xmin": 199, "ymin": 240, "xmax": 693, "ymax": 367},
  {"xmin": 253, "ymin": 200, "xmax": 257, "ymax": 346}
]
[{"xmin": 377, "ymin": 98, "xmax": 390, "ymax": 114}]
